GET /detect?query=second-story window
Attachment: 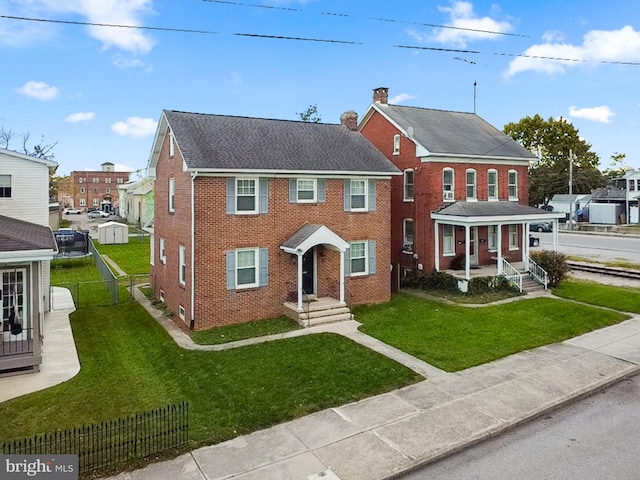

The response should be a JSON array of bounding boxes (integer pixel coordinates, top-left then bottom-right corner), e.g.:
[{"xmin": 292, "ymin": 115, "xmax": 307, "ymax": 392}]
[
  {"xmin": 168, "ymin": 178, "xmax": 175, "ymax": 212},
  {"xmin": 629, "ymin": 179, "xmax": 636, "ymax": 191},
  {"xmin": 350, "ymin": 179, "xmax": 367, "ymax": 211},
  {"xmin": 297, "ymin": 179, "xmax": 316, "ymax": 202},
  {"xmin": 393, "ymin": 134, "xmax": 400, "ymax": 155},
  {"xmin": 80, "ymin": 187, "xmax": 85, "ymax": 194},
  {"xmin": 488, "ymin": 169, "xmax": 498, "ymax": 200},
  {"xmin": 508, "ymin": 170, "xmax": 518, "ymax": 200},
  {"xmin": 443, "ymin": 168, "xmax": 454, "ymax": 201},
  {"xmin": 403, "ymin": 169, "xmax": 414, "ymax": 201},
  {"xmin": 466, "ymin": 169, "xmax": 477, "ymax": 200},
  {"xmin": 236, "ymin": 178, "xmax": 257, "ymax": 213},
  {"xmin": 403, "ymin": 219, "xmax": 414, "ymax": 251}
]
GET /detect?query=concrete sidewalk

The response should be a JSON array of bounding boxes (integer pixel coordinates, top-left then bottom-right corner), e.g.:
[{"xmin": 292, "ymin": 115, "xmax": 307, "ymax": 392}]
[{"xmin": 104, "ymin": 309, "xmax": 640, "ymax": 479}]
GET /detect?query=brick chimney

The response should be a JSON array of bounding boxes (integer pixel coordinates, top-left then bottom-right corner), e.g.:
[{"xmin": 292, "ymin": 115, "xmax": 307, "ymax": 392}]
[
  {"xmin": 373, "ymin": 87, "xmax": 389, "ymax": 105},
  {"xmin": 340, "ymin": 110, "xmax": 358, "ymax": 131}
]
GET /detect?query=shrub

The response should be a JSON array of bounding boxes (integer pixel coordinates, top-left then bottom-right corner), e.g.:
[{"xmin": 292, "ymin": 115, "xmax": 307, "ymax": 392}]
[
  {"xmin": 530, "ymin": 250, "xmax": 569, "ymax": 287},
  {"xmin": 421, "ymin": 269, "xmax": 460, "ymax": 293},
  {"xmin": 468, "ymin": 275, "xmax": 520, "ymax": 295}
]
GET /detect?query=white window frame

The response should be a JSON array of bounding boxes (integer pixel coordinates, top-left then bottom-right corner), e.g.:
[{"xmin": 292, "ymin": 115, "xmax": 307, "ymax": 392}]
[
  {"xmin": 403, "ymin": 219, "xmax": 414, "ymax": 251},
  {"xmin": 350, "ymin": 179, "xmax": 368, "ymax": 212},
  {"xmin": 80, "ymin": 187, "xmax": 85, "ymax": 194},
  {"xmin": 488, "ymin": 169, "xmax": 498, "ymax": 200},
  {"xmin": 159, "ymin": 238, "xmax": 166, "ymax": 264},
  {"xmin": 443, "ymin": 168, "xmax": 454, "ymax": 200},
  {"xmin": 466, "ymin": 169, "xmax": 477, "ymax": 200},
  {"xmin": 443, "ymin": 225, "xmax": 455, "ymax": 256},
  {"xmin": 79, "ymin": 198, "xmax": 86, "ymax": 207},
  {"xmin": 0, "ymin": 174, "xmax": 11, "ymax": 198},
  {"xmin": 393, "ymin": 134, "xmax": 401, "ymax": 155},
  {"xmin": 403, "ymin": 169, "xmax": 414, "ymax": 201},
  {"xmin": 236, "ymin": 178, "xmax": 258, "ymax": 214},
  {"xmin": 169, "ymin": 178, "xmax": 175, "ymax": 213},
  {"xmin": 178, "ymin": 305, "xmax": 186, "ymax": 320},
  {"xmin": 488, "ymin": 225, "xmax": 497, "ymax": 252},
  {"xmin": 508, "ymin": 225, "xmax": 518, "ymax": 250},
  {"xmin": 105, "ymin": 187, "xmax": 111, "ymax": 194},
  {"xmin": 105, "ymin": 178, "xmax": 112, "ymax": 184},
  {"xmin": 508, "ymin": 170, "xmax": 518, "ymax": 200},
  {"xmin": 629, "ymin": 179, "xmax": 636, "ymax": 192},
  {"xmin": 169, "ymin": 132, "xmax": 175, "ymax": 158},
  {"xmin": 235, "ymin": 248, "xmax": 259, "ymax": 289},
  {"xmin": 92, "ymin": 198, "xmax": 99, "ymax": 207},
  {"xmin": 179, "ymin": 245, "xmax": 187, "ymax": 285},
  {"xmin": 350, "ymin": 241, "xmax": 368, "ymax": 276},
  {"xmin": 296, "ymin": 178, "xmax": 317, "ymax": 203}
]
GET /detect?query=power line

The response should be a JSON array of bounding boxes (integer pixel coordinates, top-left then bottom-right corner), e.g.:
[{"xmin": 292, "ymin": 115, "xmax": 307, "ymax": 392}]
[{"xmin": 203, "ymin": 0, "xmax": 529, "ymax": 39}]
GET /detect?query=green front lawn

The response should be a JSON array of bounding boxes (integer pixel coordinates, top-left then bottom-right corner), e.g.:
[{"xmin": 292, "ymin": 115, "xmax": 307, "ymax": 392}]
[
  {"xmin": 190, "ymin": 316, "xmax": 301, "ymax": 345},
  {"xmin": 553, "ymin": 278, "xmax": 640, "ymax": 313},
  {"xmin": 94, "ymin": 237, "xmax": 151, "ymax": 275},
  {"xmin": 354, "ymin": 292, "xmax": 629, "ymax": 372}
]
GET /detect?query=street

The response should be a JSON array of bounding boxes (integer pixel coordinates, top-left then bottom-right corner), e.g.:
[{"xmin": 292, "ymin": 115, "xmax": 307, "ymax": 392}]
[
  {"xmin": 403, "ymin": 375, "xmax": 640, "ymax": 480},
  {"xmin": 535, "ymin": 230, "xmax": 640, "ymax": 264}
]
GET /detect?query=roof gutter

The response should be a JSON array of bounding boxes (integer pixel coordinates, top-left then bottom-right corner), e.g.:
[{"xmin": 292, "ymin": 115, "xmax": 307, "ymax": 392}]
[{"xmin": 190, "ymin": 170, "xmax": 198, "ymax": 330}]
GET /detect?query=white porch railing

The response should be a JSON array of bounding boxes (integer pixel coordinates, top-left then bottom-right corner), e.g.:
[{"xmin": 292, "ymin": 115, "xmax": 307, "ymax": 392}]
[
  {"xmin": 527, "ymin": 257, "xmax": 549, "ymax": 289},
  {"xmin": 501, "ymin": 258, "xmax": 523, "ymax": 292}
]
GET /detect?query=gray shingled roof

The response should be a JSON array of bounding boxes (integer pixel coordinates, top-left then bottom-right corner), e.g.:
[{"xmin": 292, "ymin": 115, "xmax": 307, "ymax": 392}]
[
  {"xmin": 0, "ymin": 215, "xmax": 57, "ymax": 254},
  {"xmin": 281, "ymin": 224, "xmax": 323, "ymax": 250},
  {"xmin": 434, "ymin": 201, "xmax": 561, "ymax": 218},
  {"xmin": 164, "ymin": 110, "xmax": 399, "ymax": 173},
  {"xmin": 375, "ymin": 104, "xmax": 536, "ymax": 160}
]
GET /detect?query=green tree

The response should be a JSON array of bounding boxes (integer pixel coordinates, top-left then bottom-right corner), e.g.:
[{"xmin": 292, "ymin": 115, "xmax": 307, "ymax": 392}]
[
  {"xmin": 602, "ymin": 152, "xmax": 629, "ymax": 184},
  {"xmin": 297, "ymin": 104, "xmax": 321, "ymax": 123},
  {"xmin": 503, "ymin": 115, "xmax": 603, "ymax": 206}
]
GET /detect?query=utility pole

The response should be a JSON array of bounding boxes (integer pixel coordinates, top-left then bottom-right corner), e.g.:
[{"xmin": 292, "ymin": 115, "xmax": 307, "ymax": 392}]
[
  {"xmin": 473, "ymin": 81, "xmax": 477, "ymax": 114},
  {"xmin": 569, "ymin": 149, "xmax": 574, "ymax": 231}
]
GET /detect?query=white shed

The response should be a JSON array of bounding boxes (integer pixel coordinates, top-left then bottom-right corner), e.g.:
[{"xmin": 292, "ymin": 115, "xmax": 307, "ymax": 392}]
[{"xmin": 98, "ymin": 221, "xmax": 129, "ymax": 244}]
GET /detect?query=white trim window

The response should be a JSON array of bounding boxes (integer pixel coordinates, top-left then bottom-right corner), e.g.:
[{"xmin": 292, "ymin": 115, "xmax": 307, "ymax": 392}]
[
  {"xmin": 488, "ymin": 225, "xmax": 497, "ymax": 251},
  {"xmin": 79, "ymin": 198, "xmax": 86, "ymax": 207},
  {"xmin": 236, "ymin": 248, "xmax": 258, "ymax": 288},
  {"xmin": 508, "ymin": 225, "xmax": 518, "ymax": 250},
  {"xmin": 296, "ymin": 178, "xmax": 317, "ymax": 203},
  {"xmin": 236, "ymin": 178, "xmax": 258, "ymax": 213},
  {"xmin": 179, "ymin": 245, "xmax": 187, "ymax": 285},
  {"xmin": 179, "ymin": 305, "xmax": 186, "ymax": 320},
  {"xmin": 159, "ymin": 238, "xmax": 166, "ymax": 264},
  {"xmin": 443, "ymin": 168, "xmax": 454, "ymax": 201},
  {"xmin": 443, "ymin": 225, "xmax": 455, "ymax": 256},
  {"xmin": 169, "ymin": 178, "xmax": 175, "ymax": 213},
  {"xmin": 466, "ymin": 169, "xmax": 477, "ymax": 200},
  {"xmin": 0, "ymin": 174, "xmax": 11, "ymax": 198},
  {"xmin": 508, "ymin": 170, "xmax": 518, "ymax": 200},
  {"xmin": 403, "ymin": 169, "xmax": 414, "ymax": 201},
  {"xmin": 80, "ymin": 187, "xmax": 85, "ymax": 194},
  {"xmin": 488, "ymin": 169, "xmax": 498, "ymax": 200},
  {"xmin": 403, "ymin": 219, "xmax": 414, "ymax": 251},
  {"xmin": 350, "ymin": 179, "xmax": 367, "ymax": 211},
  {"xmin": 92, "ymin": 198, "xmax": 99, "ymax": 207},
  {"xmin": 393, "ymin": 134, "xmax": 400, "ymax": 155},
  {"xmin": 350, "ymin": 241, "xmax": 368, "ymax": 276},
  {"xmin": 169, "ymin": 132, "xmax": 175, "ymax": 158}
]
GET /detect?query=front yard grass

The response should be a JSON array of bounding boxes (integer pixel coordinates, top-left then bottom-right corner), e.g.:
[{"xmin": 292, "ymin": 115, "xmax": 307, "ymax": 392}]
[
  {"xmin": 354, "ymin": 292, "xmax": 629, "ymax": 372},
  {"xmin": 190, "ymin": 317, "xmax": 301, "ymax": 345},
  {"xmin": 553, "ymin": 278, "xmax": 640, "ymax": 313},
  {"xmin": 94, "ymin": 237, "xmax": 151, "ymax": 275}
]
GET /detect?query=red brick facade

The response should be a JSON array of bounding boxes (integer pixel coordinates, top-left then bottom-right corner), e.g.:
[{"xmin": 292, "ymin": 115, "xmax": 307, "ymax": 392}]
[
  {"xmin": 360, "ymin": 109, "xmax": 531, "ymax": 275},
  {"xmin": 152, "ymin": 129, "xmax": 392, "ymax": 330},
  {"xmin": 64, "ymin": 164, "xmax": 130, "ymax": 211}
]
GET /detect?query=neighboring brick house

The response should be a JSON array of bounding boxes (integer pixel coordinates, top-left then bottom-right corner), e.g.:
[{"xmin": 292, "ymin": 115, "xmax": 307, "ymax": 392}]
[
  {"xmin": 147, "ymin": 110, "xmax": 399, "ymax": 330},
  {"xmin": 359, "ymin": 88, "xmax": 562, "ymax": 283},
  {"xmin": 62, "ymin": 162, "xmax": 130, "ymax": 212},
  {"xmin": 0, "ymin": 148, "xmax": 58, "ymax": 376}
]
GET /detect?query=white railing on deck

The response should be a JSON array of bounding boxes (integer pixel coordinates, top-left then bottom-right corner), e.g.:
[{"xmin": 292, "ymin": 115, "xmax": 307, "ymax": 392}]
[
  {"xmin": 501, "ymin": 258, "xmax": 523, "ymax": 292},
  {"xmin": 527, "ymin": 257, "xmax": 548, "ymax": 289}
]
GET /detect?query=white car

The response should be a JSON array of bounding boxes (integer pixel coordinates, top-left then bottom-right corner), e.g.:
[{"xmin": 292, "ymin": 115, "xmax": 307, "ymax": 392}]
[
  {"xmin": 88, "ymin": 210, "xmax": 110, "ymax": 219},
  {"xmin": 64, "ymin": 208, "xmax": 82, "ymax": 215}
]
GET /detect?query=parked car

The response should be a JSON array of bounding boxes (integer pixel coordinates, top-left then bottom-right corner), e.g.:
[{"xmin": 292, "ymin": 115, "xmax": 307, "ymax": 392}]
[
  {"xmin": 529, "ymin": 222, "xmax": 552, "ymax": 232},
  {"xmin": 88, "ymin": 210, "xmax": 110, "ymax": 219},
  {"xmin": 87, "ymin": 207, "xmax": 98, "ymax": 213},
  {"xmin": 529, "ymin": 234, "xmax": 540, "ymax": 247},
  {"xmin": 64, "ymin": 208, "xmax": 82, "ymax": 215}
]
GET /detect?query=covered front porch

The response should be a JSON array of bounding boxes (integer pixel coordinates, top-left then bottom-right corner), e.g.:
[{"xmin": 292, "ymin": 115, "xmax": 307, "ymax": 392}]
[{"xmin": 280, "ymin": 224, "xmax": 353, "ymax": 326}]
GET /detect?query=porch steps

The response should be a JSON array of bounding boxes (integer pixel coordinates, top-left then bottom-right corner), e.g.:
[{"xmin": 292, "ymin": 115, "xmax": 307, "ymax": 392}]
[
  {"xmin": 522, "ymin": 275, "xmax": 545, "ymax": 293},
  {"xmin": 283, "ymin": 297, "xmax": 353, "ymax": 327}
]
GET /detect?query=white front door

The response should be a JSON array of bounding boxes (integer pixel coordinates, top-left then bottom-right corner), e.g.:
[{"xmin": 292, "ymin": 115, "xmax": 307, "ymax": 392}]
[
  {"xmin": 1, "ymin": 268, "xmax": 28, "ymax": 343},
  {"xmin": 469, "ymin": 227, "xmax": 478, "ymax": 266}
]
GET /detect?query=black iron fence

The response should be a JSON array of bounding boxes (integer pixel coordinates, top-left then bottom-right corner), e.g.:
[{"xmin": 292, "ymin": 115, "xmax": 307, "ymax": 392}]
[{"xmin": 2, "ymin": 402, "xmax": 189, "ymax": 475}]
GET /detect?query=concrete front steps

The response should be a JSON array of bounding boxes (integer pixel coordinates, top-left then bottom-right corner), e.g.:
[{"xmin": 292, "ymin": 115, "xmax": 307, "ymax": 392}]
[
  {"xmin": 522, "ymin": 275, "xmax": 546, "ymax": 293},
  {"xmin": 283, "ymin": 297, "xmax": 353, "ymax": 327}
]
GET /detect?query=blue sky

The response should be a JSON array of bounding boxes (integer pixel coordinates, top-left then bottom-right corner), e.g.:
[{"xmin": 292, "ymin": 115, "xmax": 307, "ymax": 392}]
[{"xmin": 1, "ymin": 0, "xmax": 639, "ymax": 177}]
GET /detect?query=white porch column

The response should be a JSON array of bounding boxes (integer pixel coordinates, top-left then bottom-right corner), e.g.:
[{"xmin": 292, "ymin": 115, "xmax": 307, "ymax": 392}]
[
  {"xmin": 553, "ymin": 220, "xmax": 559, "ymax": 251},
  {"xmin": 465, "ymin": 225, "xmax": 471, "ymax": 280},
  {"xmin": 339, "ymin": 250, "xmax": 345, "ymax": 304},
  {"xmin": 297, "ymin": 252, "xmax": 303, "ymax": 310},
  {"xmin": 522, "ymin": 222, "xmax": 529, "ymax": 270},
  {"xmin": 497, "ymin": 224, "xmax": 503, "ymax": 274},
  {"xmin": 434, "ymin": 222, "xmax": 440, "ymax": 271}
]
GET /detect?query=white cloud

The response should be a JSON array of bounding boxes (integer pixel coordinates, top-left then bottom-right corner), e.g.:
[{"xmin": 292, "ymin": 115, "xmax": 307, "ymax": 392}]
[
  {"xmin": 65, "ymin": 112, "xmax": 95, "ymax": 123},
  {"xmin": 429, "ymin": 1, "xmax": 514, "ymax": 47},
  {"xmin": 111, "ymin": 117, "xmax": 157, "ymax": 137},
  {"xmin": 389, "ymin": 93, "xmax": 416, "ymax": 104},
  {"xmin": 569, "ymin": 105, "xmax": 615, "ymax": 124},
  {"xmin": 16, "ymin": 81, "xmax": 59, "ymax": 101},
  {"xmin": 507, "ymin": 25, "xmax": 640, "ymax": 76},
  {"xmin": 11, "ymin": 0, "xmax": 155, "ymax": 54}
]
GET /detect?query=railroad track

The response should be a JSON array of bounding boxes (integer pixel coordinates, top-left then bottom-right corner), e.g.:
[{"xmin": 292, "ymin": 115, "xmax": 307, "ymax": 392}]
[{"xmin": 567, "ymin": 261, "xmax": 640, "ymax": 281}]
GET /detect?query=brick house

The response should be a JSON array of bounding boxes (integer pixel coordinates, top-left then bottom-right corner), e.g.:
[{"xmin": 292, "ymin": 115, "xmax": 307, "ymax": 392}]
[
  {"xmin": 359, "ymin": 88, "xmax": 562, "ymax": 284},
  {"xmin": 0, "ymin": 148, "xmax": 58, "ymax": 376},
  {"xmin": 147, "ymin": 110, "xmax": 399, "ymax": 330},
  {"xmin": 61, "ymin": 163, "xmax": 130, "ymax": 212}
]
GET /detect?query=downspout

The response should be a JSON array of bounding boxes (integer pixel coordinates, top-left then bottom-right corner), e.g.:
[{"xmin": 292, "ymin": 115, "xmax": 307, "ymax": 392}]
[{"xmin": 190, "ymin": 171, "xmax": 198, "ymax": 330}]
